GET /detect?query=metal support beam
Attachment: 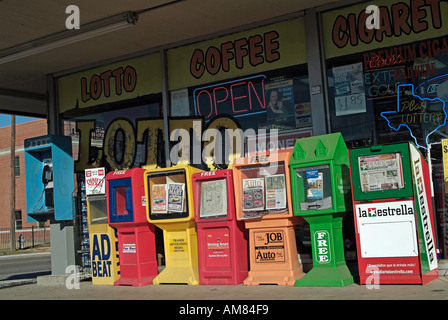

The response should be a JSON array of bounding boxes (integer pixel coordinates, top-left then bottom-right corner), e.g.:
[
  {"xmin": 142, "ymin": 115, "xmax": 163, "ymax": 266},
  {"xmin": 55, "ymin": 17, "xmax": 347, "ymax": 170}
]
[
  {"xmin": 161, "ymin": 49, "xmax": 171, "ymax": 167},
  {"xmin": 305, "ymin": 8, "xmax": 329, "ymax": 135}
]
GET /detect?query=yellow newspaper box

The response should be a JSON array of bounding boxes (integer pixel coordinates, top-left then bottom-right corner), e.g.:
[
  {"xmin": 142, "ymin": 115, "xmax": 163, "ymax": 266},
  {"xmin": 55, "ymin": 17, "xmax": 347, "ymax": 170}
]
[
  {"xmin": 85, "ymin": 168, "xmax": 120, "ymax": 285},
  {"xmin": 144, "ymin": 165, "xmax": 203, "ymax": 285}
]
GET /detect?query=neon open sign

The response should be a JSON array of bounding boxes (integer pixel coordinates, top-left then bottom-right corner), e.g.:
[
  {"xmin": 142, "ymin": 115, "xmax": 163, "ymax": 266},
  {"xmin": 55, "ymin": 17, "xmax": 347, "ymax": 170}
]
[{"xmin": 193, "ymin": 75, "xmax": 267, "ymax": 121}]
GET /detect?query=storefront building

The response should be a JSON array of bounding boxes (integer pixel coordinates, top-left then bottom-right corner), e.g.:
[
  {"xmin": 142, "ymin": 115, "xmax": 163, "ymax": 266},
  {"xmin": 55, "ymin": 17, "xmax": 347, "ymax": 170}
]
[{"xmin": 52, "ymin": 0, "xmax": 448, "ymax": 261}]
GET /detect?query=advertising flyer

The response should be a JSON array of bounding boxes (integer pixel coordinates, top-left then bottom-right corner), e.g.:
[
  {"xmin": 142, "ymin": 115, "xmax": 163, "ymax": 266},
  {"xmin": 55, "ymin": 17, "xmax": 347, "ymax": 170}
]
[
  {"xmin": 205, "ymin": 228, "xmax": 230, "ymax": 267},
  {"xmin": 168, "ymin": 183, "xmax": 186, "ymax": 212},
  {"xmin": 332, "ymin": 62, "xmax": 366, "ymax": 116},
  {"xmin": 265, "ymin": 174, "xmax": 287, "ymax": 210},
  {"xmin": 254, "ymin": 230, "xmax": 286, "ymax": 263},
  {"xmin": 152, "ymin": 184, "xmax": 167, "ymax": 213},
  {"xmin": 306, "ymin": 169, "xmax": 323, "ymax": 200},
  {"xmin": 200, "ymin": 179, "xmax": 227, "ymax": 218},
  {"xmin": 85, "ymin": 167, "xmax": 106, "ymax": 195},
  {"xmin": 358, "ymin": 153, "xmax": 404, "ymax": 192},
  {"xmin": 265, "ymin": 79, "xmax": 295, "ymax": 130},
  {"xmin": 242, "ymin": 178, "xmax": 265, "ymax": 211}
]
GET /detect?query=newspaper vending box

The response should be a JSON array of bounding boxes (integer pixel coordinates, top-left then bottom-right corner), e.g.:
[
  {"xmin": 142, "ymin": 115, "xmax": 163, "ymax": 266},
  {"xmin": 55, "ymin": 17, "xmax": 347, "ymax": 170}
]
[
  {"xmin": 233, "ymin": 150, "xmax": 305, "ymax": 285},
  {"xmin": 289, "ymin": 133, "xmax": 354, "ymax": 286},
  {"xmin": 192, "ymin": 169, "xmax": 248, "ymax": 284},
  {"xmin": 349, "ymin": 142, "xmax": 438, "ymax": 284},
  {"xmin": 106, "ymin": 168, "xmax": 158, "ymax": 286},
  {"xmin": 145, "ymin": 165, "xmax": 203, "ymax": 285},
  {"xmin": 85, "ymin": 168, "xmax": 120, "ymax": 285}
]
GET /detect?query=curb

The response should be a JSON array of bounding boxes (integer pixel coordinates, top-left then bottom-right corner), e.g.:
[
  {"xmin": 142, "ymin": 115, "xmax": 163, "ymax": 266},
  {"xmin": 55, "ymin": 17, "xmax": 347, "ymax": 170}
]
[{"xmin": 0, "ymin": 251, "xmax": 50, "ymax": 259}]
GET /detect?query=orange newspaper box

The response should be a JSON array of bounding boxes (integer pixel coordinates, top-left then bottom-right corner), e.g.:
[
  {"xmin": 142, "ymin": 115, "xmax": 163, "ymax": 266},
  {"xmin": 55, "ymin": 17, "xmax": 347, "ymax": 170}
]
[{"xmin": 233, "ymin": 149, "xmax": 305, "ymax": 285}]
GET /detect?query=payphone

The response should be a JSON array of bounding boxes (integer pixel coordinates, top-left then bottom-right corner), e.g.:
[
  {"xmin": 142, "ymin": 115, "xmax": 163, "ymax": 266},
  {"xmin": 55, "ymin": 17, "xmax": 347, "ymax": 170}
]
[
  {"xmin": 25, "ymin": 135, "xmax": 74, "ymax": 222},
  {"xmin": 24, "ymin": 134, "xmax": 76, "ymax": 277},
  {"xmin": 192, "ymin": 169, "xmax": 248, "ymax": 285},
  {"xmin": 106, "ymin": 168, "xmax": 158, "ymax": 286},
  {"xmin": 144, "ymin": 165, "xmax": 203, "ymax": 285},
  {"xmin": 233, "ymin": 150, "xmax": 305, "ymax": 285},
  {"xmin": 289, "ymin": 133, "xmax": 354, "ymax": 286},
  {"xmin": 349, "ymin": 142, "xmax": 438, "ymax": 284},
  {"xmin": 85, "ymin": 168, "xmax": 120, "ymax": 285}
]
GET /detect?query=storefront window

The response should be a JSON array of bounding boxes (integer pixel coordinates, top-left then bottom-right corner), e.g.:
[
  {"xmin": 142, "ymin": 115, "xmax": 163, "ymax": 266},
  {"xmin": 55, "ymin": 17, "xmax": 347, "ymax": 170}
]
[
  {"xmin": 170, "ymin": 67, "xmax": 311, "ymax": 155},
  {"xmin": 327, "ymin": 35, "xmax": 448, "ymax": 149},
  {"xmin": 62, "ymin": 98, "xmax": 163, "ymax": 171}
]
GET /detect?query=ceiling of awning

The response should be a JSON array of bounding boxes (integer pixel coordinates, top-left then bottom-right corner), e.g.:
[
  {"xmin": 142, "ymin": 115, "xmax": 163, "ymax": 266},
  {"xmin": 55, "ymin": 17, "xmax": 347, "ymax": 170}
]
[{"xmin": 0, "ymin": 0, "xmax": 342, "ymax": 117}]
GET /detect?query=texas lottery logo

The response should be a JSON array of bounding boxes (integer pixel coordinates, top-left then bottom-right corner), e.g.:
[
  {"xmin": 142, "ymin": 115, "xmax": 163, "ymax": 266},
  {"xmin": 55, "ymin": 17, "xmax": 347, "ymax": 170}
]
[{"xmin": 381, "ymin": 82, "xmax": 447, "ymax": 149}]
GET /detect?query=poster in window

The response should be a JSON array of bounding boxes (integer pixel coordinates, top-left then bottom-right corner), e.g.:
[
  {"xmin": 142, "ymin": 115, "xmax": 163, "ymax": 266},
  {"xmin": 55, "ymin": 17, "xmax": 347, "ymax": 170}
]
[
  {"xmin": 358, "ymin": 153, "xmax": 404, "ymax": 192},
  {"xmin": 242, "ymin": 178, "xmax": 265, "ymax": 211},
  {"xmin": 333, "ymin": 62, "xmax": 366, "ymax": 116},
  {"xmin": 265, "ymin": 80, "xmax": 295, "ymax": 129},
  {"xmin": 306, "ymin": 169, "xmax": 323, "ymax": 200},
  {"xmin": 265, "ymin": 174, "xmax": 286, "ymax": 210},
  {"xmin": 152, "ymin": 184, "xmax": 167, "ymax": 213},
  {"xmin": 200, "ymin": 179, "xmax": 227, "ymax": 218},
  {"xmin": 168, "ymin": 183, "xmax": 185, "ymax": 212}
]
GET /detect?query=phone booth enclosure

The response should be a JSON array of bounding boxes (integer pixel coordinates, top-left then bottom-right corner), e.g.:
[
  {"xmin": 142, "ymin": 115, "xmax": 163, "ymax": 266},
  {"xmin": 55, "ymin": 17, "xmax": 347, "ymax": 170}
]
[
  {"xmin": 289, "ymin": 133, "xmax": 354, "ymax": 286},
  {"xmin": 349, "ymin": 142, "xmax": 438, "ymax": 284},
  {"xmin": 144, "ymin": 165, "xmax": 204, "ymax": 285},
  {"xmin": 106, "ymin": 168, "xmax": 158, "ymax": 286},
  {"xmin": 24, "ymin": 135, "xmax": 74, "ymax": 222},
  {"xmin": 192, "ymin": 169, "xmax": 248, "ymax": 285},
  {"xmin": 233, "ymin": 150, "xmax": 304, "ymax": 285}
]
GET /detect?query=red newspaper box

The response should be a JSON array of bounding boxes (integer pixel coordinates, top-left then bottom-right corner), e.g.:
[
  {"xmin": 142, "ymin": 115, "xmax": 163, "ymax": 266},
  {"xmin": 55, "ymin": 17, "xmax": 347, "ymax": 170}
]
[
  {"xmin": 106, "ymin": 168, "xmax": 158, "ymax": 286},
  {"xmin": 192, "ymin": 169, "xmax": 248, "ymax": 285}
]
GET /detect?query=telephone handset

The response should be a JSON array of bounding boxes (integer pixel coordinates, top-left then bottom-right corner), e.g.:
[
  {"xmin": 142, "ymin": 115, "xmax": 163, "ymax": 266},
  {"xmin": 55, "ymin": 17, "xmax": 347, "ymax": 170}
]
[
  {"xmin": 42, "ymin": 164, "xmax": 53, "ymax": 185},
  {"xmin": 42, "ymin": 159, "xmax": 54, "ymax": 207}
]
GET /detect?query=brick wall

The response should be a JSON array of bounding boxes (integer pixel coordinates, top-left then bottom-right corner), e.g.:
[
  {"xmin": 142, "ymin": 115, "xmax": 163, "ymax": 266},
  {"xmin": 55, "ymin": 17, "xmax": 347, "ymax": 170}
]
[{"xmin": 0, "ymin": 119, "xmax": 48, "ymax": 228}]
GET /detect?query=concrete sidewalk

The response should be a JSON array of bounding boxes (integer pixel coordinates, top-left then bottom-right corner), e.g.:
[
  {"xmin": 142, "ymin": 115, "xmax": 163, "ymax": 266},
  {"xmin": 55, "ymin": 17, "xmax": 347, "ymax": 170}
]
[{"xmin": 1, "ymin": 275, "xmax": 448, "ymax": 300}]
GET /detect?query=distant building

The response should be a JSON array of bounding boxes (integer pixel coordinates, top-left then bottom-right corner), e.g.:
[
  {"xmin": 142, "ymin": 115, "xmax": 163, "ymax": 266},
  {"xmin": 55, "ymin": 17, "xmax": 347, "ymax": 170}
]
[{"xmin": 0, "ymin": 118, "xmax": 48, "ymax": 229}]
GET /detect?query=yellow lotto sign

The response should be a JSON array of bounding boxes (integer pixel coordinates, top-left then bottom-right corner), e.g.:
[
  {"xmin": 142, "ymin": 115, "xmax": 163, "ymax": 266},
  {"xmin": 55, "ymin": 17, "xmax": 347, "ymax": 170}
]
[
  {"xmin": 322, "ymin": 0, "xmax": 448, "ymax": 59},
  {"xmin": 58, "ymin": 53, "xmax": 162, "ymax": 113},
  {"xmin": 167, "ymin": 17, "xmax": 306, "ymax": 90}
]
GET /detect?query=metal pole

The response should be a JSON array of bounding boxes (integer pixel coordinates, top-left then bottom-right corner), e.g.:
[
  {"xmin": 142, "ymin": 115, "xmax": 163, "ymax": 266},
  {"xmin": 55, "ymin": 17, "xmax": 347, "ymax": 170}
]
[{"xmin": 9, "ymin": 115, "xmax": 16, "ymax": 250}]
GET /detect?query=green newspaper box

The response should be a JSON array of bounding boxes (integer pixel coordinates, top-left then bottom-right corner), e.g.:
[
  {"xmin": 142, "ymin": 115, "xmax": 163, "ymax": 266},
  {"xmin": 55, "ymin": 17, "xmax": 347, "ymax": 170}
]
[{"xmin": 289, "ymin": 133, "xmax": 353, "ymax": 286}]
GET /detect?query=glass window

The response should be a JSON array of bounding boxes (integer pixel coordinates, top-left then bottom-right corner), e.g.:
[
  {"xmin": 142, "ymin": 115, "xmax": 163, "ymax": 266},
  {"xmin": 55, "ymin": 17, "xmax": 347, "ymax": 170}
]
[
  {"xmin": 61, "ymin": 95, "xmax": 162, "ymax": 170},
  {"xmin": 169, "ymin": 67, "xmax": 310, "ymax": 168},
  {"xmin": 326, "ymin": 35, "xmax": 448, "ymax": 149}
]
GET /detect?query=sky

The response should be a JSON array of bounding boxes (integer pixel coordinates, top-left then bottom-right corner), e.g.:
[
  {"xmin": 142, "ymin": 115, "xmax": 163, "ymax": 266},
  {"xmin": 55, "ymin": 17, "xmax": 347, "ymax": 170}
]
[{"xmin": 0, "ymin": 114, "xmax": 41, "ymax": 127}]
